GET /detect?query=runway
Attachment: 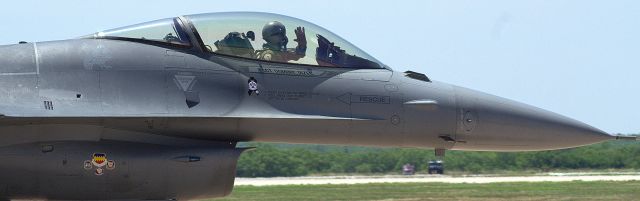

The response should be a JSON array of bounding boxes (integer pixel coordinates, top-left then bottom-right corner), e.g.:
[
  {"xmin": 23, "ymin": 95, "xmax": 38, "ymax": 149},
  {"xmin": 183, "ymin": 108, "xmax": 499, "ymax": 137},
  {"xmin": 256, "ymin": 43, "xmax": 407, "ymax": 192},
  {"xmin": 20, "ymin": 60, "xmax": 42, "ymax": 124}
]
[{"xmin": 234, "ymin": 172, "xmax": 640, "ymax": 186}]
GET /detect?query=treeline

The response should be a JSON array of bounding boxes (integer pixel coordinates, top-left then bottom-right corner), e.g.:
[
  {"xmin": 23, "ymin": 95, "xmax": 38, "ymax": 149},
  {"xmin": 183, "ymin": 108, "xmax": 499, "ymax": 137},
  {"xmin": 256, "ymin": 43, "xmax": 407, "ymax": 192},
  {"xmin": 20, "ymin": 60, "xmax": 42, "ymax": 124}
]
[{"xmin": 236, "ymin": 137, "xmax": 640, "ymax": 177}]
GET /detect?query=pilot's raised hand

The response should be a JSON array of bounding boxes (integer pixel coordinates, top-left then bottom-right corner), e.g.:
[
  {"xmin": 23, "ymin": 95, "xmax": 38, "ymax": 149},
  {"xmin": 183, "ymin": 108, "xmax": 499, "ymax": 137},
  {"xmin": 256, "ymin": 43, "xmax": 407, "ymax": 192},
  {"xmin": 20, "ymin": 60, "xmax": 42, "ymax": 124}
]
[{"xmin": 293, "ymin": 26, "xmax": 307, "ymax": 54}]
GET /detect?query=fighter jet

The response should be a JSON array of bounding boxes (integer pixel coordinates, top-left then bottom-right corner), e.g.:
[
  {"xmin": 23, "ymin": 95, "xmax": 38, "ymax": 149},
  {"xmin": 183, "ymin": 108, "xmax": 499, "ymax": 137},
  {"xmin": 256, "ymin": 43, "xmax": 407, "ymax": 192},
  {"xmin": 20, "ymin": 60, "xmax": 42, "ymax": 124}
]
[{"xmin": 0, "ymin": 12, "xmax": 622, "ymax": 200}]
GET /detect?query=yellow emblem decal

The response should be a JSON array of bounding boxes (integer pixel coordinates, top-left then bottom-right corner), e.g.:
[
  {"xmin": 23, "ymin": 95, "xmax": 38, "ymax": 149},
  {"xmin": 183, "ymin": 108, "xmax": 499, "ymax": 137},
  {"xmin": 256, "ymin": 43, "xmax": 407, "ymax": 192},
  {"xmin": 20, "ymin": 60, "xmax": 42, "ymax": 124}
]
[
  {"xmin": 85, "ymin": 153, "xmax": 116, "ymax": 176},
  {"xmin": 91, "ymin": 153, "xmax": 107, "ymax": 167}
]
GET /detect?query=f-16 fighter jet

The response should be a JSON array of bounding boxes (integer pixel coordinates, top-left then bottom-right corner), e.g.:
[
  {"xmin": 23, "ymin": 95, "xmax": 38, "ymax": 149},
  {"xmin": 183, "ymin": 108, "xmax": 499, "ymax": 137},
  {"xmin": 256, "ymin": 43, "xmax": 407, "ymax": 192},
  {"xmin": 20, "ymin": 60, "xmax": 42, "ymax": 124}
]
[{"xmin": 0, "ymin": 12, "xmax": 619, "ymax": 200}]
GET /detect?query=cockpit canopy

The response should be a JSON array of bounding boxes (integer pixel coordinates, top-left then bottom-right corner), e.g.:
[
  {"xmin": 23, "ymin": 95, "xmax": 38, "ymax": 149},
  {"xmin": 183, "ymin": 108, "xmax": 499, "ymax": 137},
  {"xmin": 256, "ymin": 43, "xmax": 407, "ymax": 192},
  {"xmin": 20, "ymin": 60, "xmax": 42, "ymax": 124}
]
[
  {"xmin": 89, "ymin": 12, "xmax": 385, "ymax": 69},
  {"xmin": 92, "ymin": 17, "xmax": 192, "ymax": 46}
]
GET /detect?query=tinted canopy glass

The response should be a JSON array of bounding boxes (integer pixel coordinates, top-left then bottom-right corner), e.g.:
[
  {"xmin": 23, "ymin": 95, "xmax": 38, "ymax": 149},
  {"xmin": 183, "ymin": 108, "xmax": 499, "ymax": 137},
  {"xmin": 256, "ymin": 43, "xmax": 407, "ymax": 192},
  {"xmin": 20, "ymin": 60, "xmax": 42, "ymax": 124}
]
[
  {"xmin": 187, "ymin": 12, "xmax": 385, "ymax": 69},
  {"xmin": 89, "ymin": 18, "xmax": 191, "ymax": 46}
]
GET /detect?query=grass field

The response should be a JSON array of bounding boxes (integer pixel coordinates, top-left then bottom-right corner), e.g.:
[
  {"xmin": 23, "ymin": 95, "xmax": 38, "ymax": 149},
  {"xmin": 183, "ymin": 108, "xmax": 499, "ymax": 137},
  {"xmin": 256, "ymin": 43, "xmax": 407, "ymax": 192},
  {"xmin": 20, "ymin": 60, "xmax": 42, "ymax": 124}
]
[{"xmin": 213, "ymin": 181, "xmax": 640, "ymax": 201}]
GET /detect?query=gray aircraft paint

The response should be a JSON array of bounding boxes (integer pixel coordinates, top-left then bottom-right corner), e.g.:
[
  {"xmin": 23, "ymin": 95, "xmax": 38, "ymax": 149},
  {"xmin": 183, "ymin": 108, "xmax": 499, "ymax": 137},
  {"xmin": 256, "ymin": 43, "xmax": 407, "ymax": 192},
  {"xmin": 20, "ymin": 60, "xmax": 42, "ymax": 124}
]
[{"xmin": 0, "ymin": 12, "xmax": 616, "ymax": 200}]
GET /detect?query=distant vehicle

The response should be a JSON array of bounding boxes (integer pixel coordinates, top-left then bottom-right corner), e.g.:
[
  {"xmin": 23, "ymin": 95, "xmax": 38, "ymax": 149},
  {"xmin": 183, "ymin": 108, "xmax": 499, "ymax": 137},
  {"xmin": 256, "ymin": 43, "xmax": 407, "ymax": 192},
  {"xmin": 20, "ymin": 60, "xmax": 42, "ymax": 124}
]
[
  {"xmin": 428, "ymin": 160, "xmax": 444, "ymax": 174},
  {"xmin": 402, "ymin": 163, "xmax": 416, "ymax": 175}
]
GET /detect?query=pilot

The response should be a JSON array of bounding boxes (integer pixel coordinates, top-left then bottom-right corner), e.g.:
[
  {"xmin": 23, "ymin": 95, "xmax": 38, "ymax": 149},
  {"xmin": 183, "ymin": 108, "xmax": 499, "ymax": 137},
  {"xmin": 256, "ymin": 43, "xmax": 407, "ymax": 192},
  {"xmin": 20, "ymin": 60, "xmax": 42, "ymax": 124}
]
[{"xmin": 256, "ymin": 21, "xmax": 307, "ymax": 62}]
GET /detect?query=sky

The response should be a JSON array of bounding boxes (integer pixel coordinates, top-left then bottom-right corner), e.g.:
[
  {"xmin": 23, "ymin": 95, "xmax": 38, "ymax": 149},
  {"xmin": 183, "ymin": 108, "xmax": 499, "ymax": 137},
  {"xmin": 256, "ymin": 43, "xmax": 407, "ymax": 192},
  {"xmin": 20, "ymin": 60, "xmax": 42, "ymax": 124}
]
[{"xmin": 1, "ymin": 1, "xmax": 638, "ymax": 134}]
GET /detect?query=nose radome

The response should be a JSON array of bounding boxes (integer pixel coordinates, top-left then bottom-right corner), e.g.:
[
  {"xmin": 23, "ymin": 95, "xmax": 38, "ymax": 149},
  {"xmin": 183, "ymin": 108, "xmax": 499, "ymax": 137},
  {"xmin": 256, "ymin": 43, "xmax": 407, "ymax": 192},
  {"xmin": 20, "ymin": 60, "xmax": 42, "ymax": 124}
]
[{"xmin": 453, "ymin": 86, "xmax": 614, "ymax": 151}]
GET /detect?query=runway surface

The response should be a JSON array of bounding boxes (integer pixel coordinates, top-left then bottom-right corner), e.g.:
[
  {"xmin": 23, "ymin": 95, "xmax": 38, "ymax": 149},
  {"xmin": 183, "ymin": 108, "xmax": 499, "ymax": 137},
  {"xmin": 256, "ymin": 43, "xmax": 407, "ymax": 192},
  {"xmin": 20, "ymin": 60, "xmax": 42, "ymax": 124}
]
[{"xmin": 235, "ymin": 172, "xmax": 640, "ymax": 186}]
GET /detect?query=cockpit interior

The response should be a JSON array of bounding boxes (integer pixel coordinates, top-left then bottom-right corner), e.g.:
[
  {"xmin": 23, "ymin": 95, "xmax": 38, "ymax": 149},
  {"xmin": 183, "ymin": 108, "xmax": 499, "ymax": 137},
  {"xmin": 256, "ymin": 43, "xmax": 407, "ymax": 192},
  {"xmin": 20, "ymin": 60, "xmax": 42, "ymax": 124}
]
[{"xmin": 88, "ymin": 12, "xmax": 385, "ymax": 69}]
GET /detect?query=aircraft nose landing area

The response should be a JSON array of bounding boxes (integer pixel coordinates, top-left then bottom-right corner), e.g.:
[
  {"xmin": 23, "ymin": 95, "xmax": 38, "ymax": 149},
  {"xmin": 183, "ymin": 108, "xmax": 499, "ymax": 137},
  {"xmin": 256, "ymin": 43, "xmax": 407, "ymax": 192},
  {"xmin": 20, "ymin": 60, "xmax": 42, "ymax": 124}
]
[{"xmin": 453, "ymin": 86, "xmax": 614, "ymax": 151}]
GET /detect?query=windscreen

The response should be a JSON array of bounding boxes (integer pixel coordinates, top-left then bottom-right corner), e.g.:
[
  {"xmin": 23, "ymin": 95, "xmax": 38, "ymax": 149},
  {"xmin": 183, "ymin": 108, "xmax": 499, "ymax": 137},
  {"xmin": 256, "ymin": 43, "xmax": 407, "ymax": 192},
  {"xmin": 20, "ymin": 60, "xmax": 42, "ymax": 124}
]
[{"xmin": 90, "ymin": 18, "xmax": 191, "ymax": 46}]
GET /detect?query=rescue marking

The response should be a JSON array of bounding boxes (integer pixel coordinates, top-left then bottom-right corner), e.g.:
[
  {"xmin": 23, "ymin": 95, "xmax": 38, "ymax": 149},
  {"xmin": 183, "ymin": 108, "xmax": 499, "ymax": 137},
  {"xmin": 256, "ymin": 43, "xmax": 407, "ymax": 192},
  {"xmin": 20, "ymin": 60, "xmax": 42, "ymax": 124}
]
[{"xmin": 337, "ymin": 93, "xmax": 391, "ymax": 105}]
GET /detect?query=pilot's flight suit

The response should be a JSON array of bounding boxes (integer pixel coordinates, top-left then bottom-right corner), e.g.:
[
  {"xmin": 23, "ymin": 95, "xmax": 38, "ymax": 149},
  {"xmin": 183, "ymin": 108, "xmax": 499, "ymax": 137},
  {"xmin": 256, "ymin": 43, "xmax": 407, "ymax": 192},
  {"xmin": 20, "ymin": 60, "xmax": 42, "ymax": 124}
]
[{"xmin": 256, "ymin": 48, "xmax": 305, "ymax": 63}]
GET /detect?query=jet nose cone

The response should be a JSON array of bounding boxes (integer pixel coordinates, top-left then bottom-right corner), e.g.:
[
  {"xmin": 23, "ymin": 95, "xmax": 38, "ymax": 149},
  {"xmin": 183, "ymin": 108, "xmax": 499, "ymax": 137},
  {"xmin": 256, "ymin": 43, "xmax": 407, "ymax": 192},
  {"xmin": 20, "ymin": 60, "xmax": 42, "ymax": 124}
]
[
  {"xmin": 453, "ymin": 86, "xmax": 613, "ymax": 151},
  {"xmin": 533, "ymin": 114, "xmax": 613, "ymax": 148}
]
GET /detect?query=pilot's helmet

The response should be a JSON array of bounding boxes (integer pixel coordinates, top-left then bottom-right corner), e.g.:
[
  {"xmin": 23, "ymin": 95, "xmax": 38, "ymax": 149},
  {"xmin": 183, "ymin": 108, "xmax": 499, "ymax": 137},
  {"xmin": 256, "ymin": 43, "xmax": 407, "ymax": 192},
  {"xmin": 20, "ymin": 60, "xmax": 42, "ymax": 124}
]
[{"xmin": 262, "ymin": 21, "xmax": 288, "ymax": 50}]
